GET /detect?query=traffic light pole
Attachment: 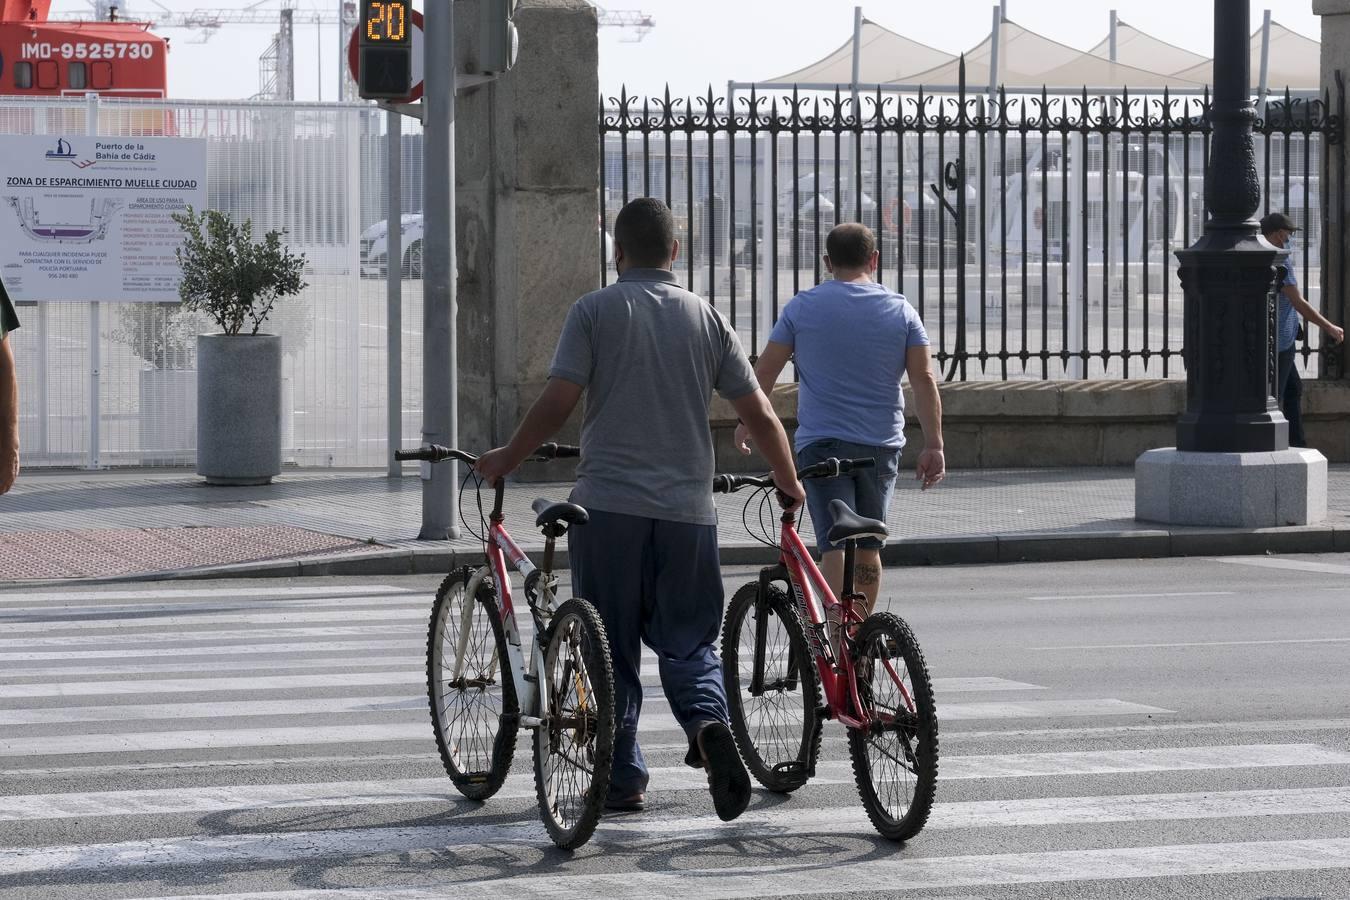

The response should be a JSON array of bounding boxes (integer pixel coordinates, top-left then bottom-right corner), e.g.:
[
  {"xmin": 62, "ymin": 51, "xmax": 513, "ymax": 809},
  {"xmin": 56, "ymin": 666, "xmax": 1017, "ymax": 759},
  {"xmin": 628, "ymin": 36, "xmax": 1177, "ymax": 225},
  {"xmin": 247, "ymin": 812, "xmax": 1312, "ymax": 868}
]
[{"xmin": 419, "ymin": 0, "xmax": 458, "ymax": 539}]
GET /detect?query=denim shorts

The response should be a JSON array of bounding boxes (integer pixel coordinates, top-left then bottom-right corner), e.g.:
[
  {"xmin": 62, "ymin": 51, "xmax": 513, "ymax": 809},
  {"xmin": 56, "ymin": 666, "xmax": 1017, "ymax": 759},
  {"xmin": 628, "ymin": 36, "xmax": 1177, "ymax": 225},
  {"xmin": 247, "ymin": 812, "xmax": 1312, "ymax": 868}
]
[{"xmin": 796, "ymin": 439, "xmax": 901, "ymax": 555}]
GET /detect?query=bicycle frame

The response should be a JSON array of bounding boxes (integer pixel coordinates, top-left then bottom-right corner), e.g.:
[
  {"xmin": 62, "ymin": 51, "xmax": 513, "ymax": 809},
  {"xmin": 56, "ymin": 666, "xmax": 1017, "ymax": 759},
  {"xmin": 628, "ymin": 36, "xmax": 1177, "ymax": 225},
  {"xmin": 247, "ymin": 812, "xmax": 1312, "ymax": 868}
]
[
  {"xmin": 759, "ymin": 509, "xmax": 915, "ymax": 732},
  {"xmin": 455, "ymin": 483, "xmax": 563, "ymax": 728}
]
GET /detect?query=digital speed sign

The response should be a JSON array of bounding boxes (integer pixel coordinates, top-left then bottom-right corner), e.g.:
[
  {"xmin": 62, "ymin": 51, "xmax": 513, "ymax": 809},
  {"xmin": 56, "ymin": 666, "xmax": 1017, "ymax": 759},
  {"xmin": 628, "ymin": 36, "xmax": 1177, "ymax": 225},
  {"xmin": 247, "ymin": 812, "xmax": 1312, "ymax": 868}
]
[{"xmin": 357, "ymin": 0, "xmax": 412, "ymax": 99}]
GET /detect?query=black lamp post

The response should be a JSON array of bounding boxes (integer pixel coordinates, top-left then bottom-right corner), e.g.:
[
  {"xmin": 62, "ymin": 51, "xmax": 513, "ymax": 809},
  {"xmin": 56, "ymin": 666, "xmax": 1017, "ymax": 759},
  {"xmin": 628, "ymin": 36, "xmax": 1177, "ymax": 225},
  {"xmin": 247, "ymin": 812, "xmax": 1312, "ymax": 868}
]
[{"xmin": 1174, "ymin": 0, "xmax": 1289, "ymax": 452}]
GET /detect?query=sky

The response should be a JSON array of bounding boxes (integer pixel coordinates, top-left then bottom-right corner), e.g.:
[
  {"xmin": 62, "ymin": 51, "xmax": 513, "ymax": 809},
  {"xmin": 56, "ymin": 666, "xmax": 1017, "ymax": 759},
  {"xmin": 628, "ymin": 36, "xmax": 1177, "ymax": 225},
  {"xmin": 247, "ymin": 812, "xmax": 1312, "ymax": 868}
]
[{"xmin": 52, "ymin": 0, "xmax": 1327, "ymax": 102}]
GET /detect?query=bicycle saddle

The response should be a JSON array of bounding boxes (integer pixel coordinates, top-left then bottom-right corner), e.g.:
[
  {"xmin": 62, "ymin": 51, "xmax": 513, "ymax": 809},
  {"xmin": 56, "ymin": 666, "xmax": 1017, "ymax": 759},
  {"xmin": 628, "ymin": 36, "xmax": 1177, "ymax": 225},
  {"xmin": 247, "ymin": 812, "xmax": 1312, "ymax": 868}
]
[
  {"xmin": 825, "ymin": 499, "xmax": 888, "ymax": 546},
  {"xmin": 532, "ymin": 498, "xmax": 589, "ymax": 528}
]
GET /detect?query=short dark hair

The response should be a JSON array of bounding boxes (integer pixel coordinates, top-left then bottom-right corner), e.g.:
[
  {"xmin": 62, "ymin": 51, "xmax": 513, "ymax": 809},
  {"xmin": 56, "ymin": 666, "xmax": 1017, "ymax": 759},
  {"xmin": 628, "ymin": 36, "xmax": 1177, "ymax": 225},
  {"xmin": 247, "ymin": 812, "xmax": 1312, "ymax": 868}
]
[
  {"xmin": 614, "ymin": 197, "xmax": 675, "ymax": 267},
  {"xmin": 825, "ymin": 223, "xmax": 876, "ymax": 269}
]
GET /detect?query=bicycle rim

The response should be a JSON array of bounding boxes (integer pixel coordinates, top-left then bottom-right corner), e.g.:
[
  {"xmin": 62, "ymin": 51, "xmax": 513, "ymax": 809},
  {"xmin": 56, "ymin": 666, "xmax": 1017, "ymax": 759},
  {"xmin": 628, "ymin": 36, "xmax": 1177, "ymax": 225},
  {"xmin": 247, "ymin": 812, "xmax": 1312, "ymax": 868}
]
[
  {"xmin": 534, "ymin": 598, "xmax": 615, "ymax": 850},
  {"xmin": 722, "ymin": 582, "xmax": 821, "ymax": 792},
  {"xmin": 847, "ymin": 611, "xmax": 939, "ymax": 841},
  {"xmin": 427, "ymin": 568, "xmax": 518, "ymax": 801}
]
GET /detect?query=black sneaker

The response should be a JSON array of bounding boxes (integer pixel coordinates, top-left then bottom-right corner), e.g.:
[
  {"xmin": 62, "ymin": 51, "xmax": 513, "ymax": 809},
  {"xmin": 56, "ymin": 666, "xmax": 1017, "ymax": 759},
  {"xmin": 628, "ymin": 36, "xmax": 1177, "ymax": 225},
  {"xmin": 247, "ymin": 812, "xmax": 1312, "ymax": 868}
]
[{"xmin": 697, "ymin": 722, "xmax": 751, "ymax": 822}]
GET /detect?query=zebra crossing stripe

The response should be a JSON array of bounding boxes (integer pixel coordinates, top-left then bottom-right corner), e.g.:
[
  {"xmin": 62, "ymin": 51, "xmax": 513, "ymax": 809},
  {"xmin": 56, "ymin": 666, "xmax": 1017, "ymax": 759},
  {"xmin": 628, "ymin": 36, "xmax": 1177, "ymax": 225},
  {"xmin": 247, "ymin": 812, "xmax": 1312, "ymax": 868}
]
[
  {"xmin": 940, "ymin": 699, "xmax": 1171, "ymax": 719},
  {"xmin": 0, "ymin": 639, "xmax": 424, "ymax": 662},
  {"xmin": 4, "ymin": 778, "xmax": 1350, "ymax": 828},
  {"xmin": 6, "ymin": 823, "xmax": 1350, "ymax": 886},
  {"xmin": 0, "ymin": 607, "xmax": 428, "ymax": 634},
  {"xmin": 119, "ymin": 838, "xmax": 1350, "ymax": 899},
  {"xmin": 0, "ymin": 598, "xmax": 427, "ymax": 621},
  {"xmin": 0, "ymin": 626, "xmax": 417, "ymax": 649},
  {"xmin": 0, "ymin": 696, "xmax": 1168, "ymax": 727},
  {"xmin": 0, "ymin": 655, "xmax": 424, "ymax": 678},
  {"xmin": 0, "ymin": 671, "xmax": 1035, "ymax": 700},
  {"xmin": 0, "ymin": 585, "xmax": 414, "ymax": 606}
]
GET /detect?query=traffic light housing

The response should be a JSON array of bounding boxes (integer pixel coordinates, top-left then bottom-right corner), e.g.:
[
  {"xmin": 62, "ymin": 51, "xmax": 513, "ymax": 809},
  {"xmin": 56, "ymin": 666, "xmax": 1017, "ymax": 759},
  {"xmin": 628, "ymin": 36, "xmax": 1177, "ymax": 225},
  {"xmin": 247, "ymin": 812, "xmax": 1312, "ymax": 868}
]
[
  {"xmin": 357, "ymin": 0, "xmax": 413, "ymax": 100},
  {"xmin": 476, "ymin": 0, "xmax": 519, "ymax": 76}
]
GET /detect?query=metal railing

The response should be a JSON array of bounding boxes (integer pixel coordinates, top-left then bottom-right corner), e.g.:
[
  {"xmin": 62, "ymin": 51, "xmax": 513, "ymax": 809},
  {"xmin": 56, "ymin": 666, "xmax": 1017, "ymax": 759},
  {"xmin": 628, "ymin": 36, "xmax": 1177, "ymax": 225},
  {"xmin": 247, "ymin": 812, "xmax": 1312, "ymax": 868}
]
[{"xmin": 600, "ymin": 78, "xmax": 1343, "ymax": 382}]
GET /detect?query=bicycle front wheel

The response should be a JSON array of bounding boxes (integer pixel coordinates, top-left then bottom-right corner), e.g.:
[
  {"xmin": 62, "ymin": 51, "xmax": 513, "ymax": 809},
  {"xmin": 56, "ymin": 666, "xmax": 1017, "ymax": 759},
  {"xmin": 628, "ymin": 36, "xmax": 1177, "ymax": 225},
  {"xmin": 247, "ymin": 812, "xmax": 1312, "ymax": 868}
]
[
  {"xmin": 427, "ymin": 568, "xmax": 519, "ymax": 801},
  {"xmin": 534, "ymin": 597, "xmax": 615, "ymax": 850},
  {"xmin": 722, "ymin": 581, "xmax": 821, "ymax": 793},
  {"xmin": 847, "ymin": 611, "xmax": 938, "ymax": 841}
]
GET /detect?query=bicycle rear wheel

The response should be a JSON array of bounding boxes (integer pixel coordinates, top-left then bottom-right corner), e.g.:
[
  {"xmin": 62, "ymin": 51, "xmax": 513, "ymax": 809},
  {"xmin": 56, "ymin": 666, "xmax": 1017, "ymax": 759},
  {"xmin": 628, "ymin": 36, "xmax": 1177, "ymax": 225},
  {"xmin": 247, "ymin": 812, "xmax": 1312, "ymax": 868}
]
[
  {"xmin": 427, "ymin": 568, "xmax": 518, "ymax": 801},
  {"xmin": 721, "ymin": 581, "xmax": 821, "ymax": 793},
  {"xmin": 846, "ymin": 611, "xmax": 938, "ymax": 841},
  {"xmin": 534, "ymin": 597, "xmax": 615, "ymax": 850}
]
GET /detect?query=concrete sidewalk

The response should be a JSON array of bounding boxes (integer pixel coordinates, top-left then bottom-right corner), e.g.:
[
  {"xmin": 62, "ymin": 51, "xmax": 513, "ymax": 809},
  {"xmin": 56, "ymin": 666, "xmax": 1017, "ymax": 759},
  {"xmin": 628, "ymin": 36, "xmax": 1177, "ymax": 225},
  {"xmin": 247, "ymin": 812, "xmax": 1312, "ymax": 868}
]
[{"xmin": 3, "ymin": 466, "xmax": 1350, "ymax": 583}]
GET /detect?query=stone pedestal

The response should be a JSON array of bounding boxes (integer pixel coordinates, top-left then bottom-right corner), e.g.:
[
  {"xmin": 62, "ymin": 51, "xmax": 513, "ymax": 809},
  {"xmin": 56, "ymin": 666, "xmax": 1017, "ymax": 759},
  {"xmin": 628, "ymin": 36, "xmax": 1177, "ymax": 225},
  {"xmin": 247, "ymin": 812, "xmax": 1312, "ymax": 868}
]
[{"xmin": 1135, "ymin": 447, "xmax": 1327, "ymax": 527}]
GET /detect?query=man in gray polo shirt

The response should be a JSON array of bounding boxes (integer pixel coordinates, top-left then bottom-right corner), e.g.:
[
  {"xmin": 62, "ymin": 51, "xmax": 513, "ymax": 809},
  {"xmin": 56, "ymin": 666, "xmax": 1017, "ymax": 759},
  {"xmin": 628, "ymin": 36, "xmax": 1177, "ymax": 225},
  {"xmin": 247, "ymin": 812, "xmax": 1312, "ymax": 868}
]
[{"xmin": 477, "ymin": 197, "xmax": 803, "ymax": 822}]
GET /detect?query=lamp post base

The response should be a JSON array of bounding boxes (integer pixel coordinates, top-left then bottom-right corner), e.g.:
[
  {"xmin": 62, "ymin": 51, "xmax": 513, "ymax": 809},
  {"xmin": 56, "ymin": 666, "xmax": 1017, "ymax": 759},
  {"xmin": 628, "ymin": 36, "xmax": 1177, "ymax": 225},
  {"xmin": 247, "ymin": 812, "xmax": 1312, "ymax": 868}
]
[{"xmin": 1135, "ymin": 447, "xmax": 1327, "ymax": 527}]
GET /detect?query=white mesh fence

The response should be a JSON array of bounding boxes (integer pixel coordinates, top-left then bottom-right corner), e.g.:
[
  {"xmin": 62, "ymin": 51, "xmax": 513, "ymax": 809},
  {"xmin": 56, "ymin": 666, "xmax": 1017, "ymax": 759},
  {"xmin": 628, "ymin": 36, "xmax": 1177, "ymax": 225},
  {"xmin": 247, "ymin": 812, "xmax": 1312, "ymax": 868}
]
[{"xmin": 3, "ymin": 97, "xmax": 424, "ymax": 469}]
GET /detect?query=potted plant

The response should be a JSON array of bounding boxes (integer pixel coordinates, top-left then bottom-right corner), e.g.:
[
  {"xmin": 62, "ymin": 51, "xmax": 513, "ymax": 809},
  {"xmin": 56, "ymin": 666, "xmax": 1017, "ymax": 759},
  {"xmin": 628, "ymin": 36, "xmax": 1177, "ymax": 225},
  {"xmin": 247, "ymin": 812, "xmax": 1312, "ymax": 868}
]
[
  {"xmin": 108, "ymin": 303, "xmax": 213, "ymax": 465},
  {"xmin": 174, "ymin": 206, "xmax": 308, "ymax": 485}
]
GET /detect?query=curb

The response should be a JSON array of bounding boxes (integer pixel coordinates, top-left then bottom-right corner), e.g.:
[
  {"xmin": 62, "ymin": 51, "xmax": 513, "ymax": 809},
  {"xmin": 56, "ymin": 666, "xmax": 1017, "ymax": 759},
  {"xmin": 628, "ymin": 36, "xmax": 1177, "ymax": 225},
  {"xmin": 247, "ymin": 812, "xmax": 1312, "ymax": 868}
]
[{"xmin": 18, "ymin": 523, "xmax": 1347, "ymax": 585}]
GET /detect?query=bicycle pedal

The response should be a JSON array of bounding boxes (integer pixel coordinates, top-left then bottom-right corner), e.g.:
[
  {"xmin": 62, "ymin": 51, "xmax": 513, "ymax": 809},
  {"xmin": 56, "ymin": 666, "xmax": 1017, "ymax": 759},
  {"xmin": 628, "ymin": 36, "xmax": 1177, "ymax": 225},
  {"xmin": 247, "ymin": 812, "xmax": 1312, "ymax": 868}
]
[
  {"xmin": 452, "ymin": 773, "xmax": 490, "ymax": 785},
  {"xmin": 769, "ymin": 760, "xmax": 810, "ymax": 789}
]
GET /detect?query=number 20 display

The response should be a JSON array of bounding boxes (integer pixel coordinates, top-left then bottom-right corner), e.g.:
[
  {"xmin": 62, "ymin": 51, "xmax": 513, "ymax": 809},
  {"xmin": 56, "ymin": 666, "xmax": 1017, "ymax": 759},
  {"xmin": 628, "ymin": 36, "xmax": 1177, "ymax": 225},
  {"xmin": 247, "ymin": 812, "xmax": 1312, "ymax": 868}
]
[{"xmin": 364, "ymin": 2, "xmax": 409, "ymax": 43}]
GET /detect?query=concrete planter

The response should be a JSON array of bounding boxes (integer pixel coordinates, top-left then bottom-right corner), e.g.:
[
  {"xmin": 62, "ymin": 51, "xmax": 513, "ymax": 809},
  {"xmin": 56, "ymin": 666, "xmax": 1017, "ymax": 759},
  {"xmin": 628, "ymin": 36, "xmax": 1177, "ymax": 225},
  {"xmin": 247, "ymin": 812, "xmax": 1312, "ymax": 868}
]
[
  {"xmin": 196, "ymin": 333, "xmax": 282, "ymax": 485},
  {"xmin": 139, "ymin": 368, "xmax": 197, "ymax": 465}
]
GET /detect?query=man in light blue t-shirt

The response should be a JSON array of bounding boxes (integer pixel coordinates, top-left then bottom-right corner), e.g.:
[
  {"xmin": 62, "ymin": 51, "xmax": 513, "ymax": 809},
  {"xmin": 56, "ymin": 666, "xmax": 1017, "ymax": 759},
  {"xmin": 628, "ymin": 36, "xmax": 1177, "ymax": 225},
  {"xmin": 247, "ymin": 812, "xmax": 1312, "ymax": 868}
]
[{"xmin": 736, "ymin": 222, "xmax": 945, "ymax": 614}]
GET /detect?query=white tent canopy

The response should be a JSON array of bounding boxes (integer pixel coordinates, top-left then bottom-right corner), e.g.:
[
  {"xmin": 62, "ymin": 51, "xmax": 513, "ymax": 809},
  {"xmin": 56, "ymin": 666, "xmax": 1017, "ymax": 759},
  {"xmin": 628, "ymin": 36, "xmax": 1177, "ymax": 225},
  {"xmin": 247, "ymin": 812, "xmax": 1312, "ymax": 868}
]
[
  {"xmin": 1087, "ymin": 20, "xmax": 1208, "ymax": 76},
  {"xmin": 1170, "ymin": 21, "xmax": 1320, "ymax": 92},
  {"xmin": 760, "ymin": 17, "xmax": 958, "ymax": 86},
  {"xmin": 900, "ymin": 19, "xmax": 1206, "ymax": 90},
  {"xmin": 744, "ymin": 9, "xmax": 1322, "ymax": 96}
]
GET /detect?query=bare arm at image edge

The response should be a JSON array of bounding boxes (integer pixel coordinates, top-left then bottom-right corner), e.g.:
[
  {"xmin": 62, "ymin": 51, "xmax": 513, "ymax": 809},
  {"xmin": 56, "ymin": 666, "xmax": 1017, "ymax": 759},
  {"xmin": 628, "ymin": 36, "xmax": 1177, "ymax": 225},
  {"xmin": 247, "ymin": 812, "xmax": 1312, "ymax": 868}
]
[
  {"xmin": 906, "ymin": 343, "xmax": 945, "ymax": 490},
  {"xmin": 0, "ymin": 335, "xmax": 18, "ymax": 494}
]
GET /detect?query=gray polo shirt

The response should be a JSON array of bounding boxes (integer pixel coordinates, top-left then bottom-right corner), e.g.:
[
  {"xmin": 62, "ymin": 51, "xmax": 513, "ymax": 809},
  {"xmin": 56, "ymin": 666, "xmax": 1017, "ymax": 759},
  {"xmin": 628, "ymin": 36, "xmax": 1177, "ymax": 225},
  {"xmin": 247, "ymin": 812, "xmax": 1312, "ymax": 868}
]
[{"xmin": 549, "ymin": 268, "xmax": 758, "ymax": 525}]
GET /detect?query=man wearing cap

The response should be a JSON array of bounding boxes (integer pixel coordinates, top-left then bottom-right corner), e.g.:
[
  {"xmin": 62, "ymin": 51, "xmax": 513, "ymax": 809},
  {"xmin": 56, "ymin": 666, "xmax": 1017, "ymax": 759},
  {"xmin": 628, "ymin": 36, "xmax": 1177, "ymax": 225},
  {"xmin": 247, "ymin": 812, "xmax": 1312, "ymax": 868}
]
[
  {"xmin": 1262, "ymin": 212, "xmax": 1343, "ymax": 448},
  {"xmin": 0, "ymin": 275, "xmax": 19, "ymax": 494}
]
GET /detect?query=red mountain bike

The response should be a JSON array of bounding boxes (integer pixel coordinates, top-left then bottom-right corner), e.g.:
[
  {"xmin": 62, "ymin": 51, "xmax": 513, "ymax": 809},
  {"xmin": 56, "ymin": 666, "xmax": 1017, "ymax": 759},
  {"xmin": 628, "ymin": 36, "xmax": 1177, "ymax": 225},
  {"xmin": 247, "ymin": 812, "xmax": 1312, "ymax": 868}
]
[{"xmin": 713, "ymin": 456, "xmax": 938, "ymax": 841}]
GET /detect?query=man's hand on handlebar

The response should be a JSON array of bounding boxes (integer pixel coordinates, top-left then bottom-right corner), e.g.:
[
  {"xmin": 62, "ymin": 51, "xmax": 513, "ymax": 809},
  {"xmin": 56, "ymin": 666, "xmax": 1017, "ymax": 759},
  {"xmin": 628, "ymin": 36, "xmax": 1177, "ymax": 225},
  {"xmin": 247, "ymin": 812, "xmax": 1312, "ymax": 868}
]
[
  {"xmin": 474, "ymin": 446, "xmax": 518, "ymax": 486},
  {"xmin": 772, "ymin": 470, "xmax": 805, "ymax": 510}
]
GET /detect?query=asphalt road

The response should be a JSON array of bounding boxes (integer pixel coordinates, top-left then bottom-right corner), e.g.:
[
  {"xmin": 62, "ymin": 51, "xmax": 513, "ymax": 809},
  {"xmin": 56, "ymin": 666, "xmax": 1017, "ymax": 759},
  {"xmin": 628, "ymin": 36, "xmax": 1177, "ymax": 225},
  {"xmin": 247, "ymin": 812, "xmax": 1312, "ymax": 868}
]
[{"xmin": 2, "ymin": 554, "xmax": 1350, "ymax": 899}]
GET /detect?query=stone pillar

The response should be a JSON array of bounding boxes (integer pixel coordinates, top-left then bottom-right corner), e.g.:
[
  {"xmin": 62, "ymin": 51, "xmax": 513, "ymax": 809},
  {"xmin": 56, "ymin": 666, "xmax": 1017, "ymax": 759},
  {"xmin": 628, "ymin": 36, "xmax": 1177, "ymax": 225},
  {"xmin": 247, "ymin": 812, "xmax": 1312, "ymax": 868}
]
[
  {"xmin": 455, "ymin": 0, "xmax": 599, "ymax": 475},
  {"xmin": 1315, "ymin": 0, "xmax": 1349, "ymax": 382}
]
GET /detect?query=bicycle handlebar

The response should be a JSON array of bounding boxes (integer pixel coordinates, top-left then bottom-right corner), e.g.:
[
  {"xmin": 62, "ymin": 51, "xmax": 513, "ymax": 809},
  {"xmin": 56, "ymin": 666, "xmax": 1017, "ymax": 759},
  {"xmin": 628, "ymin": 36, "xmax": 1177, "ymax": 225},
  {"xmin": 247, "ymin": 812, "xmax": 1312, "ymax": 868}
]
[
  {"xmin": 711, "ymin": 456, "xmax": 876, "ymax": 494},
  {"xmin": 393, "ymin": 443, "xmax": 581, "ymax": 464}
]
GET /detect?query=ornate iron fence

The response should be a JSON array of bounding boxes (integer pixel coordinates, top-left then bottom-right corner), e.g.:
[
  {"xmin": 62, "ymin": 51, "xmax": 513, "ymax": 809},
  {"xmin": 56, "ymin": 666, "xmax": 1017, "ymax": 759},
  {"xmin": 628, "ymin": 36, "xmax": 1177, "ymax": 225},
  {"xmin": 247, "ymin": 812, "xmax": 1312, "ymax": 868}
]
[{"xmin": 600, "ymin": 76, "xmax": 1343, "ymax": 383}]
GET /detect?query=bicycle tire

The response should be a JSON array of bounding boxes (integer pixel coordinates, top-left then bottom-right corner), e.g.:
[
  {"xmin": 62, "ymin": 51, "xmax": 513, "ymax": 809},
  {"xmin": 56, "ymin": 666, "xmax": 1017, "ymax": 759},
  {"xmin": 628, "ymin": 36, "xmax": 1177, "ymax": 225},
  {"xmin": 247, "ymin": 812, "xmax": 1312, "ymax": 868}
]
[
  {"xmin": 846, "ymin": 611, "xmax": 939, "ymax": 842},
  {"xmin": 427, "ymin": 567, "xmax": 519, "ymax": 801},
  {"xmin": 533, "ymin": 597, "xmax": 616, "ymax": 850},
  {"xmin": 721, "ymin": 581, "xmax": 822, "ymax": 793}
]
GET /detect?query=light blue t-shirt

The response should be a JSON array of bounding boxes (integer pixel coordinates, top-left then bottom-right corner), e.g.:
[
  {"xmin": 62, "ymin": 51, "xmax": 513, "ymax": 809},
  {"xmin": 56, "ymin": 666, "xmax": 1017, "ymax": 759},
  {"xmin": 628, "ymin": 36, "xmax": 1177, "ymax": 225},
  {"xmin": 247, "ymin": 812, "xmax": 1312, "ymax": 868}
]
[
  {"xmin": 769, "ymin": 279, "xmax": 929, "ymax": 451},
  {"xmin": 1276, "ymin": 249, "xmax": 1300, "ymax": 352}
]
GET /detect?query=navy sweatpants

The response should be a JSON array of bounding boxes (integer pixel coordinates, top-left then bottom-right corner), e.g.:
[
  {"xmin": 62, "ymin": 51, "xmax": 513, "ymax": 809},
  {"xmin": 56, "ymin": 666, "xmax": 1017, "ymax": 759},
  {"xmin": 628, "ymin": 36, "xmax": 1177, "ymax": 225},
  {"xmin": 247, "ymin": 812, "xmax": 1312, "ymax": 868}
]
[{"xmin": 568, "ymin": 508, "xmax": 729, "ymax": 796}]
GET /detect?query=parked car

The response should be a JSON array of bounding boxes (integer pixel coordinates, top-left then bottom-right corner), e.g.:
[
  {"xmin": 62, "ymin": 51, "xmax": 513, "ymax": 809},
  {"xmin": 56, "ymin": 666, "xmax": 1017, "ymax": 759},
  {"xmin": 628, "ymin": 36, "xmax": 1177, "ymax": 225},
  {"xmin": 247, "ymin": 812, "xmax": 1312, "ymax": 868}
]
[
  {"xmin": 364, "ymin": 216, "xmax": 613, "ymax": 279},
  {"xmin": 360, "ymin": 214, "xmax": 424, "ymax": 279}
]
